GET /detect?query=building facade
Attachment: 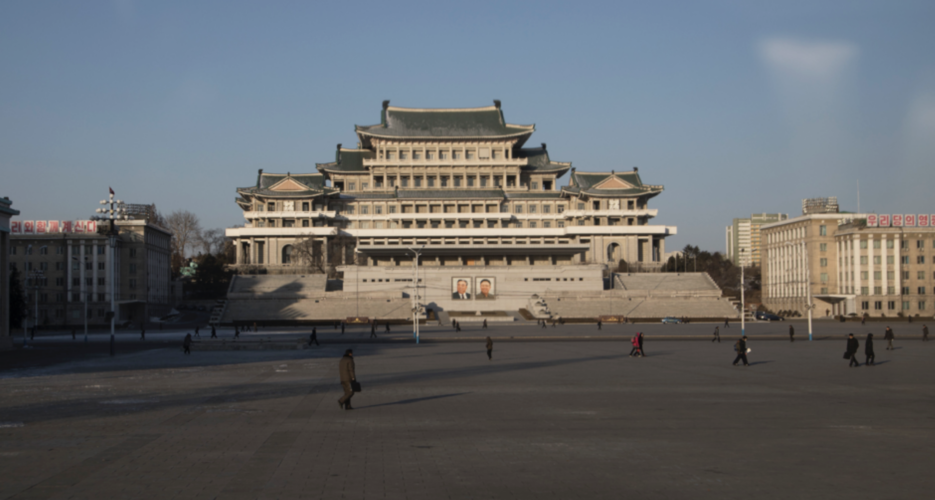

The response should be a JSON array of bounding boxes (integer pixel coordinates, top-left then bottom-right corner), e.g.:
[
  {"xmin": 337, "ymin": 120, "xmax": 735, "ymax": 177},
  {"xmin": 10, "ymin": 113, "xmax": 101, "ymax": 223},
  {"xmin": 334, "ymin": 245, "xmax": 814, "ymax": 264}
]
[
  {"xmin": 226, "ymin": 101, "xmax": 677, "ymax": 273},
  {"xmin": 8, "ymin": 219, "xmax": 173, "ymax": 328},
  {"xmin": 762, "ymin": 202, "xmax": 935, "ymax": 318},
  {"xmin": 726, "ymin": 213, "xmax": 788, "ymax": 267},
  {"xmin": 1, "ymin": 197, "xmax": 20, "ymax": 349}
]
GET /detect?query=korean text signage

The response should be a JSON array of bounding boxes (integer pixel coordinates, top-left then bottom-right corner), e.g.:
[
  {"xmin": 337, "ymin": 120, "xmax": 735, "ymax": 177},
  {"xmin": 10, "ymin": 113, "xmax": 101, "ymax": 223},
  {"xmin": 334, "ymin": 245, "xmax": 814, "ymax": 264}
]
[
  {"xmin": 10, "ymin": 220, "xmax": 98, "ymax": 234},
  {"xmin": 866, "ymin": 214, "xmax": 932, "ymax": 227}
]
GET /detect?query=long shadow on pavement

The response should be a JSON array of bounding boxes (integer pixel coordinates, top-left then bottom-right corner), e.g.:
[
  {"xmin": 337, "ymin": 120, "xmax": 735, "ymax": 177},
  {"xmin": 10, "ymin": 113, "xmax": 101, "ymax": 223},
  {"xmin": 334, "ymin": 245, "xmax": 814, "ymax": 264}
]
[{"xmin": 354, "ymin": 392, "xmax": 470, "ymax": 409}]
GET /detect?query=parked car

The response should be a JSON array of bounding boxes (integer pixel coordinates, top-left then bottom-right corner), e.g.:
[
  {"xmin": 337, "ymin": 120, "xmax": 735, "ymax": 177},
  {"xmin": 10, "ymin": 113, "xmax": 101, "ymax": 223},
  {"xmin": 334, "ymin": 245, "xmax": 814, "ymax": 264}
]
[
  {"xmin": 755, "ymin": 312, "xmax": 784, "ymax": 321},
  {"xmin": 661, "ymin": 316, "xmax": 682, "ymax": 324}
]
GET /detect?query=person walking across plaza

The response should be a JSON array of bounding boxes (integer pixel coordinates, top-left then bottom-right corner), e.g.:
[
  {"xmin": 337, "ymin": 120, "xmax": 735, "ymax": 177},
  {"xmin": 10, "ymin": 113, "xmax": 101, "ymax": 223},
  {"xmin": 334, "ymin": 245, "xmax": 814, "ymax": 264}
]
[
  {"xmin": 194, "ymin": 325, "xmax": 200, "ymax": 339},
  {"xmin": 211, "ymin": 325, "xmax": 217, "ymax": 339},
  {"xmin": 71, "ymin": 328, "xmax": 76, "ymax": 341},
  {"xmin": 486, "ymin": 336, "xmax": 493, "ymax": 360},
  {"xmin": 865, "ymin": 333, "xmax": 875, "ymax": 366},
  {"xmin": 338, "ymin": 349, "xmax": 356, "ymax": 410},
  {"xmin": 712, "ymin": 326, "xmax": 720, "ymax": 343},
  {"xmin": 183, "ymin": 333, "xmax": 192, "ymax": 355},
  {"xmin": 456, "ymin": 321, "xmax": 461, "ymax": 332},
  {"xmin": 629, "ymin": 334, "xmax": 642, "ymax": 357},
  {"xmin": 341, "ymin": 322, "xmax": 345, "ymax": 335},
  {"xmin": 846, "ymin": 334, "xmax": 860, "ymax": 367},
  {"xmin": 598, "ymin": 319, "xmax": 602, "ymax": 331},
  {"xmin": 140, "ymin": 326, "xmax": 145, "ymax": 341},
  {"xmin": 789, "ymin": 325, "xmax": 795, "ymax": 342},
  {"xmin": 725, "ymin": 318, "xmax": 730, "ymax": 328},
  {"xmin": 385, "ymin": 321, "xmax": 390, "ymax": 333},
  {"xmin": 733, "ymin": 336, "xmax": 749, "ymax": 366},
  {"xmin": 637, "ymin": 332, "xmax": 646, "ymax": 357},
  {"xmin": 309, "ymin": 327, "xmax": 319, "ymax": 347},
  {"xmin": 483, "ymin": 319, "xmax": 487, "ymax": 329},
  {"xmin": 923, "ymin": 324, "xmax": 929, "ymax": 342},
  {"xmin": 884, "ymin": 326, "xmax": 895, "ymax": 350},
  {"xmin": 370, "ymin": 323, "xmax": 377, "ymax": 339}
]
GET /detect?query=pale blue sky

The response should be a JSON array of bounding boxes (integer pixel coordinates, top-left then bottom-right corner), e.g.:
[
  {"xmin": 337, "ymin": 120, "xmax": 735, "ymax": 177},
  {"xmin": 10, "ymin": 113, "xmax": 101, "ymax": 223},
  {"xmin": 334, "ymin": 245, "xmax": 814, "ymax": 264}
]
[{"xmin": 2, "ymin": 1, "xmax": 934, "ymax": 251}]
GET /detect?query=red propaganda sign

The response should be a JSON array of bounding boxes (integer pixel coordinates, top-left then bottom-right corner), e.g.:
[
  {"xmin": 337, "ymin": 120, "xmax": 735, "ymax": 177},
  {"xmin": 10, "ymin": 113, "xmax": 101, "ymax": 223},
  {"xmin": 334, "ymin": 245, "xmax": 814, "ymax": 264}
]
[
  {"xmin": 920, "ymin": 215, "xmax": 930, "ymax": 227},
  {"xmin": 905, "ymin": 214, "xmax": 916, "ymax": 226},
  {"xmin": 879, "ymin": 215, "xmax": 890, "ymax": 227},
  {"xmin": 11, "ymin": 220, "xmax": 97, "ymax": 235},
  {"xmin": 23, "ymin": 221, "xmax": 35, "ymax": 233},
  {"xmin": 11, "ymin": 221, "xmax": 22, "ymax": 233},
  {"xmin": 892, "ymin": 214, "xmax": 904, "ymax": 227},
  {"xmin": 62, "ymin": 221, "xmax": 72, "ymax": 233},
  {"xmin": 866, "ymin": 214, "xmax": 878, "ymax": 227},
  {"xmin": 36, "ymin": 221, "xmax": 47, "ymax": 233},
  {"xmin": 48, "ymin": 220, "xmax": 59, "ymax": 232}
]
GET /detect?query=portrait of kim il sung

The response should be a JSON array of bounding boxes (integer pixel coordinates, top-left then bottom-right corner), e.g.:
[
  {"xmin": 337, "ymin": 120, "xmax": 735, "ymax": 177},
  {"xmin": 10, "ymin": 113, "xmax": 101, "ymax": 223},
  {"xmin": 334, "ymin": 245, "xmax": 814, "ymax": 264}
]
[
  {"xmin": 476, "ymin": 278, "xmax": 495, "ymax": 300},
  {"xmin": 451, "ymin": 278, "xmax": 472, "ymax": 300}
]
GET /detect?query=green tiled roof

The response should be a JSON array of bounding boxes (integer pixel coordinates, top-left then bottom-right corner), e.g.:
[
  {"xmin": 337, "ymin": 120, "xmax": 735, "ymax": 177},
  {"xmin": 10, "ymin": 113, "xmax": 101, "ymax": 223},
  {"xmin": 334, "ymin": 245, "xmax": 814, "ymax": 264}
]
[
  {"xmin": 515, "ymin": 146, "xmax": 571, "ymax": 175},
  {"xmin": 237, "ymin": 172, "xmax": 337, "ymax": 199},
  {"xmin": 356, "ymin": 103, "xmax": 535, "ymax": 146},
  {"xmin": 316, "ymin": 148, "xmax": 373, "ymax": 173},
  {"xmin": 565, "ymin": 171, "xmax": 663, "ymax": 198}
]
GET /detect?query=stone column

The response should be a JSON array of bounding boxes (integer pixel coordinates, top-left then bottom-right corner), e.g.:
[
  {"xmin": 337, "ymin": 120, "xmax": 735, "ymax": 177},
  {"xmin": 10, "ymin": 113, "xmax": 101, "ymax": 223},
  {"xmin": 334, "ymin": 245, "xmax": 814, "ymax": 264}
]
[
  {"xmin": 67, "ymin": 240, "xmax": 73, "ymax": 303},
  {"xmin": 868, "ymin": 236, "xmax": 875, "ymax": 296},
  {"xmin": 894, "ymin": 235, "xmax": 901, "ymax": 298},
  {"xmin": 837, "ymin": 239, "xmax": 843, "ymax": 294},
  {"xmin": 854, "ymin": 235, "xmax": 861, "ymax": 297},
  {"xmin": 881, "ymin": 235, "xmax": 888, "ymax": 296}
]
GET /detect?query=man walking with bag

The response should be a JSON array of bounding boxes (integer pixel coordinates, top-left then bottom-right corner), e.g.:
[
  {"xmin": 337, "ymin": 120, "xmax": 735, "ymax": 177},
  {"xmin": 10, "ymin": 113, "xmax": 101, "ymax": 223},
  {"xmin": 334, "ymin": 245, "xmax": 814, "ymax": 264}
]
[
  {"xmin": 846, "ymin": 334, "xmax": 860, "ymax": 367},
  {"xmin": 732, "ymin": 336, "xmax": 749, "ymax": 366},
  {"xmin": 789, "ymin": 325, "xmax": 795, "ymax": 343},
  {"xmin": 884, "ymin": 326, "xmax": 895, "ymax": 350},
  {"xmin": 338, "ymin": 349, "xmax": 357, "ymax": 410}
]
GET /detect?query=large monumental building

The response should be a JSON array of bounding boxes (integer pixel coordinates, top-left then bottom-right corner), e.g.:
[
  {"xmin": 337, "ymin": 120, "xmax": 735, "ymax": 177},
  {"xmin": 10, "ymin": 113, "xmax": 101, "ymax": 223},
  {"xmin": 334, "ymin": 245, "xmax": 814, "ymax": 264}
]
[{"xmin": 226, "ymin": 101, "xmax": 676, "ymax": 276}]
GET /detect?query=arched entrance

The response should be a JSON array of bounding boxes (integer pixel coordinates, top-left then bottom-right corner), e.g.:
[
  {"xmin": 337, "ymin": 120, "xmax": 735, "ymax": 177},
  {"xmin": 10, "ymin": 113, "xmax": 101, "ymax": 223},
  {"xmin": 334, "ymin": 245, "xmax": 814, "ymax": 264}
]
[
  {"xmin": 606, "ymin": 242, "xmax": 621, "ymax": 264},
  {"xmin": 282, "ymin": 245, "xmax": 294, "ymax": 265}
]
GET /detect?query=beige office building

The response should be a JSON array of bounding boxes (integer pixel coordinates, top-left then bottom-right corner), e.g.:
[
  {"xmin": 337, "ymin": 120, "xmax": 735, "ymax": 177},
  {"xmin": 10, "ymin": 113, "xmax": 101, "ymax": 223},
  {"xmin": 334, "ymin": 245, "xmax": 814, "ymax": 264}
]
[{"xmin": 762, "ymin": 202, "xmax": 935, "ymax": 318}]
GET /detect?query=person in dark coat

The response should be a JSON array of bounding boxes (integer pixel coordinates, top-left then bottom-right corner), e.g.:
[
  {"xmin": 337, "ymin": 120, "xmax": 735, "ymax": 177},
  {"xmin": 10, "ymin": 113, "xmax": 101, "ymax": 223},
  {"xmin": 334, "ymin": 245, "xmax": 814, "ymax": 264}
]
[
  {"xmin": 452, "ymin": 319, "xmax": 456, "ymax": 329},
  {"xmin": 338, "ymin": 349, "xmax": 356, "ymax": 410},
  {"xmin": 725, "ymin": 318, "xmax": 730, "ymax": 328},
  {"xmin": 194, "ymin": 326, "xmax": 200, "ymax": 338},
  {"xmin": 865, "ymin": 333, "xmax": 875, "ymax": 366},
  {"xmin": 923, "ymin": 324, "xmax": 929, "ymax": 342},
  {"xmin": 789, "ymin": 325, "xmax": 795, "ymax": 342},
  {"xmin": 385, "ymin": 321, "xmax": 390, "ymax": 333},
  {"xmin": 309, "ymin": 328, "xmax": 319, "ymax": 346},
  {"xmin": 846, "ymin": 334, "xmax": 860, "ymax": 367},
  {"xmin": 598, "ymin": 319, "xmax": 602, "ymax": 330},
  {"xmin": 712, "ymin": 326, "xmax": 720, "ymax": 343},
  {"xmin": 72, "ymin": 328, "xmax": 76, "ymax": 340},
  {"xmin": 183, "ymin": 333, "xmax": 192, "ymax": 355},
  {"xmin": 486, "ymin": 336, "xmax": 493, "ymax": 360},
  {"xmin": 884, "ymin": 326, "xmax": 895, "ymax": 350},
  {"xmin": 732, "ymin": 336, "xmax": 748, "ymax": 366},
  {"xmin": 483, "ymin": 319, "xmax": 488, "ymax": 329},
  {"xmin": 341, "ymin": 322, "xmax": 345, "ymax": 335},
  {"xmin": 455, "ymin": 321, "xmax": 461, "ymax": 332},
  {"xmin": 370, "ymin": 323, "xmax": 377, "ymax": 338},
  {"xmin": 140, "ymin": 327, "xmax": 145, "ymax": 341},
  {"xmin": 211, "ymin": 325, "xmax": 217, "ymax": 338},
  {"xmin": 638, "ymin": 332, "xmax": 646, "ymax": 357}
]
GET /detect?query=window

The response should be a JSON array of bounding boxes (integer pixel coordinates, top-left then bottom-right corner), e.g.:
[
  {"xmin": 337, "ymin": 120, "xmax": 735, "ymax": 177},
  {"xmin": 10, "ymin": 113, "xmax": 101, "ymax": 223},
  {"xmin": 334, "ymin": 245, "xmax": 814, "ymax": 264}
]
[
  {"xmin": 129, "ymin": 263, "xmax": 137, "ymax": 274},
  {"xmin": 861, "ymin": 301, "xmax": 869, "ymax": 309},
  {"xmin": 399, "ymin": 151, "xmax": 408, "ymax": 160},
  {"xmin": 577, "ymin": 203, "xmax": 585, "ymax": 210},
  {"xmin": 85, "ymin": 278, "xmax": 92, "ymax": 286},
  {"xmin": 467, "ymin": 177, "xmax": 475, "ymax": 187},
  {"xmin": 529, "ymin": 222, "xmax": 537, "ymax": 228},
  {"xmin": 919, "ymin": 271, "xmax": 926, "ymax": 280},
  {"xmin": 348, "ymin": 182, "xmax": 356, "ymax": 191},
  {"xmin": 903, "ymin": 301, "xmax": 911, "ymax": 310},
  {"xmin": 820, "ymin": 287, "xmax": 829, "ymax": 294},
  {"xmin": 901, "ymin": 240, "xmax": 909, "ymax": 249},
  {"xmin": 887, "ymin": 256, "xmax": 894, "ymax": 265},
  {"xmin": 454, "ymin": 176, "xmax": 462, "ymax": 187},
  {"xmin": 375, "ymin": 206, "xmax": 383, "ymax": 215},
  {"xmin": 388, "ymin": 206, "xmax": 397, "ymax": 214},
  {"xmin": 544, "ymin": 221, "xmax": 551, "ymax": 228},
  {"xmin": 412, "ymin": 151, "xmax": 421, "ymax": 160},
  {"xmin": 440, "ymin": 176, "xmax": 448, "ymax": 187},
  {"xmin": 129, "ymin": 279, "xmax": 137, "ymax": 289},
  {"xmin": 267, "ymin": 202, "xmax": 276, "ymax": 212},
  {"xmin": 414, "ymin": 177, "xmax": 422, "ymax": 188},
  {"xmin": 302, "ymin": 220, "xmax": 309, "ymax": 228},
  {"xmin": 465, "ymin": 151, "xmax": 474, "ymax": 160},
  {"xmin": 8, "ymin": 246, "xmax": 15, "ymax": 255},
  {"xmin": 56, "ymin": 277, "xmax": 64, "ymax": 286},
  {"xmin": 860, "ymin": 256, "xmax": 867, "ymax": 265},
  {"xmin": 874, "ymin": 286, "xmax": 882, "ymax": 295},
  {"xmin": 861, "ymin": 286, "xmax": 869, "ymax": 295},
  {"xmin": 72, "ymin": 278, "xmax": 80, "ymax": 286},
  {"xmin": 557, "ymin": 205, "xmax": 565, "ymax": 214},
  {"xmin": 873, "ymin": 256, "xmax": 881, "ymax": 265},
  {"xmin": 887, "ymin": 271, "xmax": 895, "ymax": 280},
  {"xmin": 873, "ymin": 240, "xmax": 881, "ymax": 249},
  {"xmin": 543, "ymin": 205, "xmax": 551, "ymax": 214},
  {"xmin": 427, "ymin": 177, "xmax": 435, "ymax": 187},
  {"xmin": 888, "ymin": 286, "xmax": 896, "ymax": 295},
  {"xmin": 39, "ymin": 262, "xmax": 48, "ymax": 271},
  {"xmin": 860, "ymin": 240, "xmax": 867, "ymax": 249},
  {"xmin": 426, "ymin": 151, "xmax": 434, "ymax": 160},
  {"xmin": 98, "ymin": 262, "xmax": 105, "ymax": 271},
  {"xmin": 887, "ymin": 240, "xmax": 894, "ymax": 249},
  {"xmin": 874, "ymin": 301, "xmax": 882, "ymax": 310},
  {"xmin": 901, "ymin": 256, "xmax": 909, "ymax": 265},
  {"xmin": 903, "ymin": 271, "xmax": 910, "ymax": 280},
  {"xmin": 361, "ymin": 206, "xmax": 369, "ymax": 215},
  {"xmin": 820, "ymin": 243, "xmax": 827, "ymax": 252},
  {"xmin": 918, "ymin": 256, "xmax": 926, "ymax": 264},
  {"xmin": 531, "ymin": 182, "xmax": 539, "ymax": 190},
  {"xmin": 820, "ymin": 273, "xmax": 828, "ymax": 283},
  {"xmin": 820, "ymin": 258, "xmax": 828, "ymax": 267},
  {"xmin": 919, "ymin": 301, "xmax": 926, "ymax": 310},
  {"xmin": 515, "ymin": 205, "xmax": 523, "ymax": 214},
  {"xmin": 902, "ymin": 287, "xmax": 910, "ymax": 295},
  {"xmin": 72, "ymin": 293, "xmax": 80, "ymax": 302},
  {"xmin": 529, "ymin": 205, "xmax": 537, "ymax": 214},
  {"xmin": 577, "ymin": 220, "xmax": 584, "ymax": 226},
  {"xmin": 888, "ymin": 301, "xmax": 896, "ymax": 310},
  {"xmin": 129, "ymin": 248, "xmax": 137, "ymax": 258},
  {"xmin": 302, "ymin": 202, "xmax": 310, "ymax": 211},
  {"xmin": 558, "ymin": 221, "xmax": 565, "ymax": 228},
  {"xmin": 819, "ymin": 225, "xmax": 827, "ymax": 236},
  {"xmin": 918, "ymin": 240, "xmax": 925, "ymax": 249},
  {"xmin": 452, "ymin": 151, "xmax": 461, "ymax": 160},
  {"xmin": 98, "ymin": 293, "xmax": 105, "ymax": 302},
  {"xmin": 920, "ymin": 287, "xmax": 927, "ymax": 295},
  {"xmin": 439, "ymin": 151, "xmax": 447, "ymax": 160}
]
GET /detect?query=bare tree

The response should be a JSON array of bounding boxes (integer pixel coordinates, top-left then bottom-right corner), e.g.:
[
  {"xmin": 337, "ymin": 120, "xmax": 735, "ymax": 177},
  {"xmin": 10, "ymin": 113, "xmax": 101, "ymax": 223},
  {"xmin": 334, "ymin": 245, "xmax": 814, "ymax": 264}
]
[
  {"xmin": 196, "ymin": 228, "xmax": 227, "ymax": 256},
  {"xmin": 165, "ymin": 210, "xmax": 202, "ymax": 260},
  {"xmin": 293, "ymin": 236, "xmax": 326, "ymax": 274}
]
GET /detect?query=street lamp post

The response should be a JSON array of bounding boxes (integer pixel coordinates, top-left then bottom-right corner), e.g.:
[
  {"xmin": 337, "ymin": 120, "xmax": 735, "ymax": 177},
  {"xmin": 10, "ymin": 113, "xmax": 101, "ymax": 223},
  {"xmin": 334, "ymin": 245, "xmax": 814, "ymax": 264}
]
[
  {"xmin": 407, "ymin": 246, "xmax": 424, "ymax": 344},
  {"xmin": 95, "ymin": 189, "xmax": 129, "ymax": 356},
  {"xmin": 740, "ymin": 248, "xmax": 745, "ymax": 336}
]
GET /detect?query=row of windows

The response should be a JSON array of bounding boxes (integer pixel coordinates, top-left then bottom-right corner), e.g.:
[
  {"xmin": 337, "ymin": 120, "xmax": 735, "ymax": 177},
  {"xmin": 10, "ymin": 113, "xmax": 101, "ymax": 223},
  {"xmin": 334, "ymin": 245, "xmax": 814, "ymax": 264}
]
[
  {"xmin": 379, "ymin": 146, "xmax": 508, "ymax": 162},
  {"xmin": 257, "ymin": 199, "xmax": 642, "ymax": 213},
  {"xmin": 8, "ymin": 245, "xmax": 138, "ymax": 258},
  {"xmin": 861, "ymin": 301, "xmax": 927, "ymax": 311}
]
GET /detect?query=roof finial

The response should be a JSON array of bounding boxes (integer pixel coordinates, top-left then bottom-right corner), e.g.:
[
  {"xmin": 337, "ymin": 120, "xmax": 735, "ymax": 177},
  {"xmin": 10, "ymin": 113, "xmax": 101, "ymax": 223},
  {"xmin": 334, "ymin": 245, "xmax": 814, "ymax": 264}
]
[
  {"xmin": 258, "ymin": 169, "xmax": 263, "ymax": 175},
  {"xmin": 634, "ymin": 166, "xmax": 638, "ymax": 172},
  {"xmin": 493, "ymin": 99, "xmax": 501, "ymax": 109},
  {"xmin": 382, "ymin": 100, "xmax": 390, "ymax": 110},
  {"xmin": 541, "ymin": 143, "xmax": 547, "ymax": 150},
  {"xmin": 612, "ymin": 170, "xmax": 615, "ymax": 175}
]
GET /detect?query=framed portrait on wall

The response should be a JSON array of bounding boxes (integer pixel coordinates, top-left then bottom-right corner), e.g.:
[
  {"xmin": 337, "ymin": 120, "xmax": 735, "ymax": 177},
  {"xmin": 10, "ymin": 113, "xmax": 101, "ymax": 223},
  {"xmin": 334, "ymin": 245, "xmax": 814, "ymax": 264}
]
[
  {"xmin": 476, "ymin": 278, "xmax": 495, "ymax": 299},
  {"xmin": 451, "ymin": 278, "xmax": 472, "ymax": 300}
]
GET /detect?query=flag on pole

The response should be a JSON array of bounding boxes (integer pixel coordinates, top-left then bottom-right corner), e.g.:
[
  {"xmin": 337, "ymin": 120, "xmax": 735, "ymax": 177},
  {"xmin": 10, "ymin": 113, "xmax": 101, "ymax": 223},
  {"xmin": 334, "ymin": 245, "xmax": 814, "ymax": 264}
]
[{"xmin": 109, "ymin": 187, "xmax": 114, "ymax": 195}]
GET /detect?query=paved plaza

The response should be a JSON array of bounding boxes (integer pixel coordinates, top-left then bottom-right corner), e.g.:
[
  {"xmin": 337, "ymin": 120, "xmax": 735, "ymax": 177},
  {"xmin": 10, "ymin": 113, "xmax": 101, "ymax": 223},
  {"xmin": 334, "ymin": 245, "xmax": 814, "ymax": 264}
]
[{"xmin": 2, "ymin": 323, "xmax": 934, "ymax": 499}]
